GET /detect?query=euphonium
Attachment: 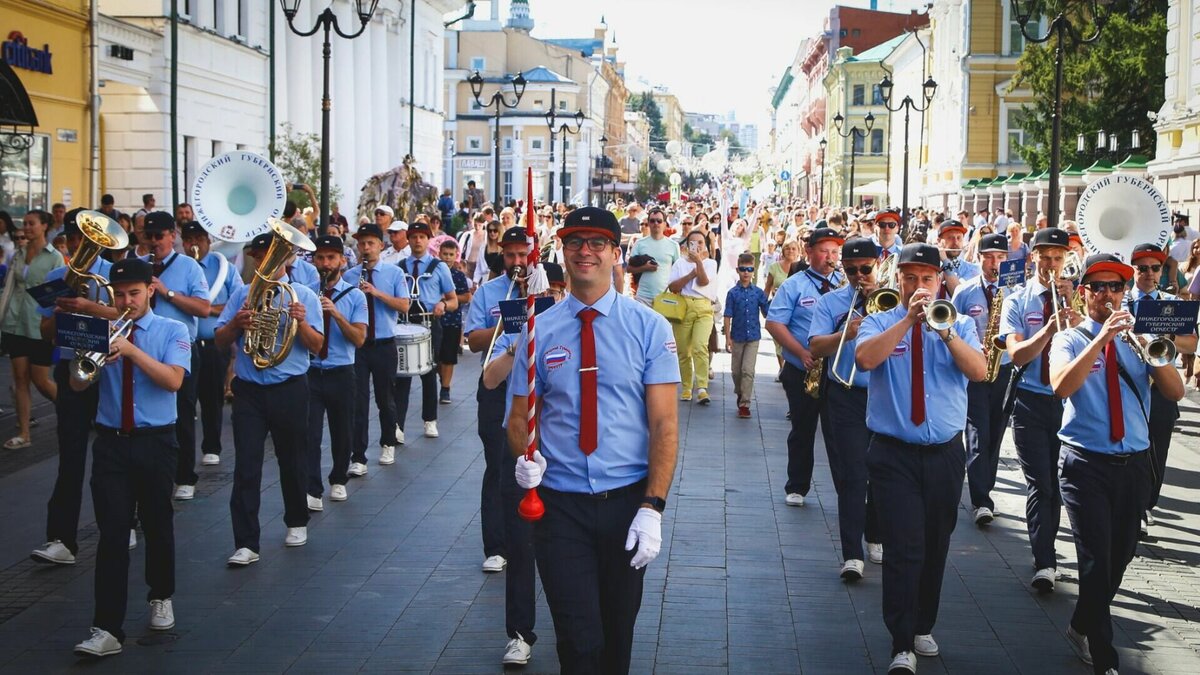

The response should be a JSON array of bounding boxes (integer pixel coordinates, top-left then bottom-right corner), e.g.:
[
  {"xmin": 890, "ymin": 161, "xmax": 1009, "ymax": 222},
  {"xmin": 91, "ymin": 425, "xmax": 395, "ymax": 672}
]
[
  {"xmin": 243, "ymin": 218, "xmax": 316, "ymax": 369},
  {"xmin": 983, "ymin": 285, "xmax": 1007, "ymax": 383},
  {"xmin": 866, "ymin": 255, "xmax": 900, "ymax": 315},
  {"xmin": 66, "ymin": 211, "xmax": 130, "ymax": 303},
  {"xmin": 70, "ymin": 309, "xmax": 134, "ymax": 384}
]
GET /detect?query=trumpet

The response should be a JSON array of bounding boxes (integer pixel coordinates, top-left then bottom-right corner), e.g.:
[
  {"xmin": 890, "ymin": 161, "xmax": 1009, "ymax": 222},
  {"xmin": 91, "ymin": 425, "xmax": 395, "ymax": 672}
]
[
  {"xmin": 865, "ymin": 254, "xmax": 900, "ymax": 315},
  {"xmin": 70, "ymin": 309, "xmax": 135, "ymax": 384},
  {"xmin": 1104, "ymin": 302, "xmax": 1178, "ymax": 367},
  {"xmin": 925, "ymin": 299, "xmax": 958, "ymax": 332},
  {"xmin": 1043, "ymin": 251, "xmax": 1082, "ymax": 332},
  {"xmin": 189, "ymin": 245, "xmax": 201, "ymax": 260}
]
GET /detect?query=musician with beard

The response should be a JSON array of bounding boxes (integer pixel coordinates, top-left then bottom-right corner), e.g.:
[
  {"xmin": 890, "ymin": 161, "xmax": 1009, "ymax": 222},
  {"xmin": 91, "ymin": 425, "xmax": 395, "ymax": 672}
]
[{"xmin": 936, "ymin": 220, "xmax": 979, "ymax": 297}]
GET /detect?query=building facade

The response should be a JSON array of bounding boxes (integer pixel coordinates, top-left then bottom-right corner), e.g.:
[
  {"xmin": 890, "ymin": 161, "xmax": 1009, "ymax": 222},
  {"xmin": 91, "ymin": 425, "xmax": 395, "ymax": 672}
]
[
  {"xmin": 881, "ymin": 29, "xmax": 933, "ymax": 213},
  {"xmin": 823, "ymin": 38, "xmax": 900, "ymax": 209},
  {"xmin": 1147, "ymin": 0, "xmax": 1200, "ymax": 218}
]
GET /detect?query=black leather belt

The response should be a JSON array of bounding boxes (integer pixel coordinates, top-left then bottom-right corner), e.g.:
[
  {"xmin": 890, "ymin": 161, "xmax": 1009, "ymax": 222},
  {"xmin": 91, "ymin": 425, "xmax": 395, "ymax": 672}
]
[
  {"xmin": 96, "ymin": 424, "xmax": 176, "ymax": 438},
  {"xmin": 542, "ymin": 478, "xmax": 646, "ymax": 501},
  {"xmin": 1065, "ymin": 444, "xmax": 1144, "ymax": 466},
  {"xmin": 360, "ymin": 337, "xmax": 395, "ymax": 347}
]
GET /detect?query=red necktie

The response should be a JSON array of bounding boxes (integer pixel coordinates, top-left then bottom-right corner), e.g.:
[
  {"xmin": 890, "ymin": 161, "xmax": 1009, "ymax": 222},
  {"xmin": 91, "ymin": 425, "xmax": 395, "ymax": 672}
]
[
  {"xmin": 319, "ymin": 286, "xmax": 334, "ymax": 359},
  {"xmin": 121, "ymin": 327, "xmax": 137, "ymax": 433},
  {"xmin": 365, "ymin": 268, "xmax": 376, "ymax": 341},
  {"xmin": 1106, "ymin": 341, "xmax": 1124, "ymax": 442},
  {"xmin": 578, "ymin": 308, "xmax": 600, "ymax": 455},
  {"xmin": 1040, "ymin": 292, "xmax": 1053, "ymax": 385},
  {"xmin": 910, "ymin": 324, "xmax": 925, "ymax": 425}
]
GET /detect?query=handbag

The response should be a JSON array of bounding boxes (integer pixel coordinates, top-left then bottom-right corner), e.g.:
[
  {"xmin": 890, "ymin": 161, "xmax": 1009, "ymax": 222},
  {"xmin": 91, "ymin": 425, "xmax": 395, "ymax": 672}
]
[{"xmin": 652, "ymin": 291, "xmax": 687, "ymax": 322}]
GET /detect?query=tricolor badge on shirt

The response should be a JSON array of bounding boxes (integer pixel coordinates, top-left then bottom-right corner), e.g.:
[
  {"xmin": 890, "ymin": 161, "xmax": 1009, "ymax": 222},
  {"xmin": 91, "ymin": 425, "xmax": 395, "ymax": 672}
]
[
  {"xmin": 967, "ymin": 304, "xmax": 984, "ymax": 318},
  {"xmin": 545, "ymin": 345, "xmax": 572, "ymax": 370},
  {"xmin": 1025, "ymin": 311, "xmax": 1044, "ymax": 327},
  {"xmin": 890, "ymin": 341, "xmax": 909, "ymax": 357}
]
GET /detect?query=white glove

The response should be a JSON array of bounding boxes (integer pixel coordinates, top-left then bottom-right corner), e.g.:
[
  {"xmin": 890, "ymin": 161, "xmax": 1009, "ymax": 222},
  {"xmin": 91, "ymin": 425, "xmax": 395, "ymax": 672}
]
[
  {"xmin": 624, "ymin": 507, "xmax": 663, "ymax": 569},
  {"xmin": 515, "ymin": 450, "xmax": 547, "ymax": 489}
]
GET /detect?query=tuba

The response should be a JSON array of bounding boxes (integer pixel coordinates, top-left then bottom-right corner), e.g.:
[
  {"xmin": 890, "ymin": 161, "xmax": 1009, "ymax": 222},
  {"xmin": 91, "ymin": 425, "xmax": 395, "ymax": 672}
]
[
  {"xmin": 65, "ymin": 211, "xmax": 130, "ymax": 303},
  {"xmin": 243, "ymin": 218, "xmax": 316, "ymax": 369},
  {"xmin": 192, "ymin": 151, "xmax": 287, "ymax": 260}
]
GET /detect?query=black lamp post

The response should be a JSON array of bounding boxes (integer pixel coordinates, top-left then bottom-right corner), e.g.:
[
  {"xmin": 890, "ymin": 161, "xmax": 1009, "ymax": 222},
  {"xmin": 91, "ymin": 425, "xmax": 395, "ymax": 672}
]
[
  {"xmin": 833, "ymin": 112, "xmax": 875, "ymax": 208},
  {"xmin": 880, "ymin": 75, "xmax": 936, "ymax": 234},
  {"xmin": 818, "ymin": 138, "xmax": 827, "ymax": 208},
  {"xmin": 596, "ymin": 134, "xmax": 608, "ymax": 205},
  {"xmin": 545, "ymin": 89, "xmax": 585, "ymax": 205},
  {"xmin": 468, "ymin": 70, "xmax": 527, "ymax": 206},
  {"xmin": 1077, "ymin": 129, "xmax": 1141, "ymax": 161},
  {"xmin": 279, "ymin": 0, "xmax": 379, "ymax": 235}
]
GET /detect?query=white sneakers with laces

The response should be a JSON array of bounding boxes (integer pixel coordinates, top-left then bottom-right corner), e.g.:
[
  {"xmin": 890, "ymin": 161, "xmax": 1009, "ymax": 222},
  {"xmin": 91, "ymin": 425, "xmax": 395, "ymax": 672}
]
[
  {"xmin": 867, "ymin": 542, "xmax": 884, "ymax": 565},
  {"xmin": 31, "ymin": 540, "xmax": 75, "ymax": 565},
  {"xmin": 201, "ymin": 453, "xmax": 220, "ymax": 466},
  {"xmin": 307, "ymin": 495, "xmax": 323, "ymax": 512},
  {"xmin": 1032, "ymin": 567, "xmax": 1056, "ymax": 593},
  {"xmin": 173, "ymin": 485, "xmax": 195, "ymax": 500},
  {"xmin": 285, "ymin": 527, "xmax": 308, "ymax": 547},
  {"xmin": 347, "ymin": 462, "xmax": 368, "ymax": 477},
  {"xmin": 888, "ymin": 650, "xmax": 916, "ymax": 673},
  {"xmin": 502, "ymin": 633, "xmax": 532, "ymax": 665},
  {"xmin": 74, "ymin": 627, "xmax": 122, "ymax": 657},
  {"xmin": 785, "ymin": 493, "xmax": 805, "ymax": 507},
  {"xmin": 839, "ymin": 559, "xmax": 864, "ymax": 581},
  {"xmin": 424, "ymin": 420, "xmax": 439, "ymax": 438},
  {"xmin": 227, "ymin": 548, "xmax": 260, "ymax": 566},
  {"xmin": 913, "ymin": 633, "xmax": 938, "ymax": 657},
  {"xmin": 481, "ymin": 555, "xmax": 507, "ymax": 573},
  {"xmin": 379, "ymin": 445, "xmax": 396, "ymax": 465},
  {"xmin": 149, "ymin": 599, "xmax": 175, "ymax": 631},
  {"xmin": 330, "ymin": 484, "xmax": 348, "ymax": 501}
]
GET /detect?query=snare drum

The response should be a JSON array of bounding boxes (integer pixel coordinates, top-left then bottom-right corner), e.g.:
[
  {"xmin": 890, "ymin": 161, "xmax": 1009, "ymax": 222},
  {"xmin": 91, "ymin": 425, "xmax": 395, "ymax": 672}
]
[{"xmin": 395, "ymin": 323, "xmax": 434, "ymax": 377}]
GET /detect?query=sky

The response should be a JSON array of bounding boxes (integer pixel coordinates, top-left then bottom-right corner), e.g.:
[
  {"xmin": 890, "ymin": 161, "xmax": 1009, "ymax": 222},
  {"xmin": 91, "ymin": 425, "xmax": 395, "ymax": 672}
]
[{"xmin": 503, "ymin": 0, "xmax": 933, "ymax": 147}]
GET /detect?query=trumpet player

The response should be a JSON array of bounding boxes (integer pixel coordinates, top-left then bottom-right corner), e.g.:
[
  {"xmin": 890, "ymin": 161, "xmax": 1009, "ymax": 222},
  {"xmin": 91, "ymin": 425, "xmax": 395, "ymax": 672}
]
[
  {"xmin": 871, "ymin": 210, "xmax": 903, "ymax": 259},
  {"xmin": 854, "ymin": 243, "xmax": 985, "ymax": 674},
  {"xmin": 951, "ymin": 233, "xmax": 1011, "ymax": 526},
  {"xmin": 807, "ymin": 237, "xmax": 883, "ymax": 579},
  {"xmin": 1049, "ymin": 253, "xmax": 1185, "ymax": 674},
  {"xmin": 69, "ymin": 258, "xmax": 191, "ymax": 658},
  {"xmin": 1125, "ymin": 243, "xmax": 1197, "ymax": 531},
  {"xmin": 936, "ymin": 220, "xmax": 979, "ymax": 297},
  {"xmin": 999, "ymin": 227, "xmax": 1080, "ymax": 592}
]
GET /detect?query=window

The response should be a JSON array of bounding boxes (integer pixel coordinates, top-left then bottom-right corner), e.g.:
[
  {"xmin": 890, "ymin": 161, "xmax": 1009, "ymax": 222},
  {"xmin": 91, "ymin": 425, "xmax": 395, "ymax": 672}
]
[
  {"xmin": 559, "ymin": 100, "xmax": 567, "ymax": 110},
  {"xmin": 183, "ymin": 136, "xmax": 197, "ymax": 201},
  {"xmin": 1006, "ymin": 107, "xmax": 1028, "ymax": 162},
  {"xmin": 467, "ymin": 136, "xmax": 482, "ymax": 151},
  {"xmin": 839, "ymin": 28, "xmax": 848, "ymax": 38},
  {"xmin": 470, "ymin": 57, "xmax": 485, "ymax": 72},
  {"xmin": 503, "ymin": 138, "xmax": 513, "ymax": 152},
  {"xmin": 851, "ymin": 28, "xmax": 861, "ymax": 37},
  {"xmin": 0, "ymin": 134, "xmax": 49, "ymax": 214},
  {"xmin": 871, "ymin": 84, "xmax": 884, "ymax": 105},
  {"xmin": 563, "ymin": 139, "xmax": 571, "ymax": 152},
  {"xmin": 852, "ymin": 132, "xmax": 865, "ymax": 154},
  {"xmin": 530, "ymin": 138, "xmax": 544, "ymax": 151},
  {"xmin": 237, "ymin": 0, "xmax": 247, "ymax": 38},
  {"xmin": 560, "ymin": 172, "xmax": 571, "ymax": 201},
  {"xmin": 180, "ymin": 0, "xmax": 192, "ymax": 18},
  {"xmin": 870, "ymin": 129, "xmax": 884, "ymax": 155},
  {"xmin": 533, "ymin": 99, "xmax": 544, "ymax": 108},
  {"xmin": 502, "ymin": 171, "xmax": 513, "ymax": 203},
  {"xmin": 852, "ymin": 85, "xmax": 865, "ymax": 106},
  {"xmin": 212, "ymin": 0, "xmax": 223, "ymax": 32},
  {"xmin": 470, "ymin": 99, "xmax": 482, "ymax": 111}
]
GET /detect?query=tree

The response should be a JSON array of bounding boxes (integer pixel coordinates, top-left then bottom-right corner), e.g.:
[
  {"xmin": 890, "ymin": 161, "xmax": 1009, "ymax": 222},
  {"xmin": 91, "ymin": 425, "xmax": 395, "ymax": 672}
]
[
  {"xmin": 1010, "ymin": 0, "xmax": 1167, "ymax": 172},
  {"xmin": 270, "ymin": 122, "xmax": 343, "ymax": 209},
  {"xmin": 628, "ymin": 93, "xmax": 666, "ymax": 147},
  {"xmin": 684, "ymin": 123, "xmax": 715, "ymax": 154}
]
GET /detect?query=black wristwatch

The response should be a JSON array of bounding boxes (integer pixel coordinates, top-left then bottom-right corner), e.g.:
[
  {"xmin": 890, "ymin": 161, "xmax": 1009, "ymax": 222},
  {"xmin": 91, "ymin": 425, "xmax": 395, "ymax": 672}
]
[{"xmin": 642, "ymin": 496, "xmax": 667, "ymax": 513}]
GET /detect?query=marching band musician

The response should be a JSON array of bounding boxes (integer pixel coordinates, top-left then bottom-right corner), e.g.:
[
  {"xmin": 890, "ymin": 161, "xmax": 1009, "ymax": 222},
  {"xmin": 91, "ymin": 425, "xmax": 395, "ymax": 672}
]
[
  {"xmin": 306, "ymin": 235, "xmax": 368, "ymax": 510},
  {"xmin": 70, "ymin": 258, "xmax": 191, "ymax": 658},
  {"xmin": 872, "ymin": 210, "xmax": 903, "ymax": 259},
  {"xmin": 936, "ymin": 220, "xmax": 980, "ymax": 297},
  {"xmin": 31, "ymin": 209, "xmax": 119, "ymax": 565},
  {"xmin": 951, "ymin": 232, "xmax": 1011, "ymax": 526},
  {"xmin": 854, "ymin": 243, "xmax": 986, "ymax": 675},
  {"xmin": 181, "ymin": 222, "xmax": 242, "ymax": 468},
  {"xmin": 465, "ymin": 225, "xmax": 533, "ymax": 574},
  {"xmin": 1049, "ymin": 253, "xmax": 1185, "ymax": 674},
  {"xmin": 806, "ymin": 237, "xmax": 883, "ymax": 579},
  {"xmin": 1000, "ymin": 227, "xmax": 1080, "ymax": 592},
  {"xmin": 1124, "ymin": 243, "xmax": 1198, "ymax": 531},
  {"xmin": 215, "ymin": 238, "xmax": 324, "ymax": 565},
  {"xmin": 140, "ymin": 212, "xmax": 211, "ymax": 502},
  {"xmin": 766, "ymin": 226, "xmax": 845, "ymax": 507},
  {"xmin": 394, "ymin": 221, "xmax": 459, "ymax": 440},
  {"xmin": 342, "ymin": 223, "xmax": 410, "ymax": 472}
]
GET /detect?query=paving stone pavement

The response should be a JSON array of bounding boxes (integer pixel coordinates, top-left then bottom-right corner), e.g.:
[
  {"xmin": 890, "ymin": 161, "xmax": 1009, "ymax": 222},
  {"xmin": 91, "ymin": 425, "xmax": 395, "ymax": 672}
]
[{"xmin": 0, "ymin": 339, "xmax": 1197, "ymax": 673}]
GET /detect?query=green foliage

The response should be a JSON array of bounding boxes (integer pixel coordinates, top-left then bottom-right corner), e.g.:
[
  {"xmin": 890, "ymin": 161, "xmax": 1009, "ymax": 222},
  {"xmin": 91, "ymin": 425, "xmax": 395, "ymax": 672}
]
[
  {"xmin": 635, "ymin": 166, "xmax": 667, "ymax": 202},
  {"xmin": 269, "ymin": 122, "xmax": 343, "ymax": 209},
  {"xmin": 684, "ymin": 123, "xmax": 716, "ymax": 154},
  {"xmin": 628, "ymin": 93, "xmax": 666, "ymax": 146},
  {"xmin": 1010, "ymin": 0, "xmax": 1167, "ymax": 172}
]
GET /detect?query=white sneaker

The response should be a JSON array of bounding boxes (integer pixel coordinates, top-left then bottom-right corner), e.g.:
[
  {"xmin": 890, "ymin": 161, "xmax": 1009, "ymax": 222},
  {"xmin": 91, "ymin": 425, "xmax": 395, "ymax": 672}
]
[
  {"xmin": 31, "ymin": 540, "xmax": 76, "ymax": 565},
  {"xmin": 330, "ymin": 484, "xmax": 348, "ymax": 501},
  {"xmin": 973, "ymin": 506, "xmax": 994, "ymax": 525},
  {"xmin": 1066, "ymin": 625, "xmax": 1093, "ymax": 665},
  {"xmin": 502, "ymin": 633, "xmax": 532, "ymax": 665},
  {"xmin": 888, "ymin": 650, "xmax": 917, "ymax": 673},
  {"xmin": 347, "ymin": 462, "xmax": 368, "ymax": 477},
  {"xmin": 148, "ymin": 598, "xmax": 175, "ymax": 631},
  {"xmin": 74, "ymin": 627, "xmax": 122, "ymax": 657},
  {"xmin": 867, "ymin": 542, "xmax": 884, "ymax": 565},
  {"xmin": 200, "ymin": 453, "xmax": 220, "ymax": 466},
  {"xmin": 839, "ymin": 559, "xmax": 864, "ymax": 581},
  {"xmin": 785, "ymin": 493, "xmax": 805, "ymax": 507},
  {"xmin": 307, "ymin": 495, "xmax": 323, "ymax": 512},
  {"xmin": 379, "ymin": 446, "xmax": 395, "ymax": 465},
  {"xmin": 424, "ymin": 420, "xmax": 439, "ymax": 438},
  {"xmin": 173, "ymin": 484, "xmax": 195, "ymax": 500},
  {"xmin": 285, "ymin": 527, "xmax": 308, "ymax": 547},
  {"xmin": 227, "ymin": 548, "xmax": 260, "ymax": 566},
  {"xmin": 1032, "ymin": 567, "xmax": 1056, "ymax": 593},
  {"xmin": 481, "ymin": 555, "xmax": 507, "ymax": 573},
  {"xmin": 914, "ymin": 633, "xmax": 939, "ymax": 657},
  {"xmin": 129, "ymin": 529, "xmax": 137, "ymax": 550},
  {"xmin": 396, "ymin": 425, "xmax": 405, "ymax": 446}
]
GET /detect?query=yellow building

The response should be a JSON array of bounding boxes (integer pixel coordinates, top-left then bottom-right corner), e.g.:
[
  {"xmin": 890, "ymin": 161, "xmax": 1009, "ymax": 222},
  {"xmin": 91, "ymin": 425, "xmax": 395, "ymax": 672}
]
[
  {"xmin": 823, "ymin": 38, "xmax": 900, "ymax": 209},
  {"xmin": 651, "ymin": 90, "xmax": 685, "ymax": 146},
  {"xmin": 1, "ymin": 0, "xmax": 92, "ymax": 214}
]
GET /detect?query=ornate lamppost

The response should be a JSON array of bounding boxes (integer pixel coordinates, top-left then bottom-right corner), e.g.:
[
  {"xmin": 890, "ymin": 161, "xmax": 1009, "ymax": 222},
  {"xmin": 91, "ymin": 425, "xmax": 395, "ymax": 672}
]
[
  {"xmin": 832, "ymin": 112, "xmax": 875, "ymax": 208},
  {"xmin": 468, "ymin": 70, "xmax": 527, "ymax": 206},
  {"xmin": 879, "ymin": 75, "xmax": 936, "ymax": 232},
  {"xmin": 545, "ymin": 89, "xmax": 584, "ymax": 205}
]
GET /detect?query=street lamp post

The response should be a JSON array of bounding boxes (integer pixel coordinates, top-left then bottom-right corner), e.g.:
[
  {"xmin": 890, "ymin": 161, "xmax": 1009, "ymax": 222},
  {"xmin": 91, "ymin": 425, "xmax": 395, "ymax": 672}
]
[
  {"xmin": 597, "ymin": 134, "xmax": 608, "ymax": 206},
  {"xmin": 279, "ymin": 0, "xmax": 379, "ymax": 235},
  {"xmin": 1077, "ymin": 129, "xmax": 1141, "ymax": 161},
  {"xmin": 468, "ymin": 70, "xmax": 527, "ymax": 207},
  {"xmin": 880, "ymin": 75, "xmax": 937, "ymax": 235},
  {"xmin": 545, "ymin": 89, "xmax": 585, "ymax": 205},
  {"xmin": 818, "ymin": 138, "xmax": 827, "ymax": 208},
  {"xmin": 832, "ymin": 112, "xmax": 875, "ymax": 208}
]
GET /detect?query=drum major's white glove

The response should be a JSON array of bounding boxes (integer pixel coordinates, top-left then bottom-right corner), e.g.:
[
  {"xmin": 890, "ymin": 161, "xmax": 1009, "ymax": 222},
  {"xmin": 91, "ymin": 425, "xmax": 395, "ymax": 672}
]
[
  {"xmin": 515, "ymin": 450, "xmax": 547, "ymax": 489},
  {"xmin": 624, "ymin": 507, "xmax": 663, "ymax": 569}
]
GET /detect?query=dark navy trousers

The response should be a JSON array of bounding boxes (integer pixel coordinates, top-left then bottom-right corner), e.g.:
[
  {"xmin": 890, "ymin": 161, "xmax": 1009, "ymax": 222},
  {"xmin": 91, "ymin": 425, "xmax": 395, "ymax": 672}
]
[
  {"xmin": 779, "ymin": 362, "xmax": 823, "ymax": 496},
  {"xmin": 477, "ymin": 378, "xmax": 508, "ymax": 559},
  {"xmin": 824, "ymin": 384, "xmax": 879, "ymax": 561},
  {"xmin": 306, "ymin": 365, "xmax": 355, "ymax": 496},
  {"xmin": 501, "ymin": 450, "xmax": 537, "ymax": 645},
  {"xmin": 965, "ymin": 363, "xmax": 1013, "ymax": 510},
  {"xmin": 353, "ymin": 339, "xmax": 398, "ymax": 462},
  {"xmin": 174, "ymin": 347, "xmax": 200, "ymax": 486},
  {"xmin": 1147, "ymin": 386, "xmax": 1178, "ymax": 510},
  {"xmin": 1011, "ymin": 389, "xmax": 1063, "ymax": 570},
  {"xmin": 47, "ymin": 360, "xmax": 99, "ymax": 554}
]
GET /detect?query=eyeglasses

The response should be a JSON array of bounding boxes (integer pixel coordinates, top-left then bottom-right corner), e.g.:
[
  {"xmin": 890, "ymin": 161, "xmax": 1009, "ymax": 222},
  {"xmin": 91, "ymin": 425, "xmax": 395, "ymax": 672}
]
[
  {"xmin": 563, "ymin": 236, "xmax": 611, "ymax": 252},
  {"xmin": 1085, "ymin": 280, "xmax": 1126, "ymax": 293},
  {"xmin": 647, "ymin": 218, "xmax": 664, "ymax": 224},
  {"xmin": 1136, "ymin": 264, "xmax": 1162, "ymax": 274},
  {"xmin": 487, "ymin": 228, "xmax": 500, "ymax": 233},
  {"xmin": 844, "ymin": 264, "xmax": 875, "ymax": 276},
  {"xmin": 877, "ymin": 222, "xmax": 899, "ymax": 229},
  {"xmin": 736, "ymin": 266, "xmax": 755, "ymax": 273}
]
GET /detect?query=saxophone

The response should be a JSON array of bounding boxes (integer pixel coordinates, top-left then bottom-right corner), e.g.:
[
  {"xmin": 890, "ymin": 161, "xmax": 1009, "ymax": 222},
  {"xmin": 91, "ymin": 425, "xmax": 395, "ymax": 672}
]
[
  {"xmin": 804, "ymin": 273, "xmax": 847, "ymax": 398},
  {"xmin": 983, "ymin": 283, "xmax": 1006, "ymax": 383}
]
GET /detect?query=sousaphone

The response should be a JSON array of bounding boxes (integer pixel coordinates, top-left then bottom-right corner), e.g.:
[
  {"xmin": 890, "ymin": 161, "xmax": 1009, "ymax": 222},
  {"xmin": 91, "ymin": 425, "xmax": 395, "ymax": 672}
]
[
  {"xmin": 191, "ymin": 151, "xmax": 287, "ymax": 253},
  {"xmin": 1076, "ymin": 174, "xmax": 1171, "ymax": 262}
]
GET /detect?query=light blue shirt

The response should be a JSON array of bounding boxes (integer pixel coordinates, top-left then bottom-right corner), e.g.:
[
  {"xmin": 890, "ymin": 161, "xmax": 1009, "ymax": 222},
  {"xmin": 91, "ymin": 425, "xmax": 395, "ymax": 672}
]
[
  {"xmin": 766, "ymin": 268, "xmax": 844, "ymax": 368},
  {"xmin": 142, "ymin": 252, "xmax": 209, "ymax": 341},
  {"xmin": 952, "ymin": 275, "xmax": 1012, "ymax": 367},
  {"xmin": 215, "ymin": 282, "xmax": 323, "ymax": 385},
  {"xmin": 310, "ymin": 278, "xmax": 368, "ymax": 369},
  {"xmin": 464, "ymin": 274, "xmax": 520, "ymax": 363},
  {"xmin": 287, "ymin": 258, "xmax": 320, "ymax": 293},
  {"xmin": 809, "ymin": 284, "xmax": 869, "ymax": 388},
  {"xmin": 858, "ymin": 306, "xmax": 981, "ymax": 445},
  {"xmin": 872, "ymin": 237, "xmax": 902, "ymax": 259},
  {"xmin": 95, "ymin": 310, "xmax": 192, "ymax": 428},
  {"xmin": 944, "ymin": 258, "xmax": 981, "ymax": 282},
  {"xmin": 999, "ymin": 277, "xmax": 1056, "ymax": 395},
  {"xmin": 400, "ymin": 253, "xmax": 455, "ymax": 313},
  {"xmin": 509, "ymin": 287, "xmax": 681, "ymax": 493},
  {"xmin": 342, "ymin": 261, "xmax": 410, "ymax": 341},
  {"xmin": 38, "ymin": 258, "xmax": 113, "ymax": 360},
  {"xmin": 1124, "ymin": 287, "xmax": 1174, "ymax": 316},
  {"xmin": 1050, "ymin": 318, "xmax": 1150, "ymax": 454},
  {"xmin": 197, "ymin": 251, "xmax": 243, "ymax": 340}
]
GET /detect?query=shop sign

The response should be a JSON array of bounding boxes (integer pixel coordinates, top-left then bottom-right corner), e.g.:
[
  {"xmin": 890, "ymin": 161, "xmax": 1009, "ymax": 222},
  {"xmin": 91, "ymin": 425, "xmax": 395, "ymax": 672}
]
[
  {"xmin": 57, "ymin": 129, "xmax": 77, "ymax": 143},
  {"xmin": 3, "ymin": 32, "xmax": 53, "ymax": 74}
]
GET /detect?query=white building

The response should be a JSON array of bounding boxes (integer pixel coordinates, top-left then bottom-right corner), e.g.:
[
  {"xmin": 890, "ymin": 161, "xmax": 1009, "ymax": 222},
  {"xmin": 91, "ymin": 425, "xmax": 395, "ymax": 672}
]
[
  {"xmin": 1147, "ymin": 0, "xmax": 1200, "ymax": 218},
  {"xmin": 880, "ymin": 29, "xmax": 932, "ymax": 213}
]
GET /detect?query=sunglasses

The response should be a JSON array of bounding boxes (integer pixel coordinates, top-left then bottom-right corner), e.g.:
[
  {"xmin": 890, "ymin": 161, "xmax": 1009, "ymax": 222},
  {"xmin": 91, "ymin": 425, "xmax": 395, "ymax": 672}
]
[
  {"xmin": 845, "ymin": 264, "xmax": 875, "ymax": 276},
  {"xmin": 1085, "ymin": 280, "xmax": 1126, "ymax": 293},
  {"xmin": 877, "ymin": 222, "xmax": 899, "ymax": 229},
  {"xmin": 1136, "ymin": 264, "xmax": 1162, "ymax": 274},
  {"xmin": 736, "ymin": 266, "xmax": 755, "ymax": 273},
  {"xmin": 563, "ymin": 236, "xmax": 611, "ymax": 252},
  {"xmin": 647, "ymin": 218, "xmax": 664, "ymax": 224},
  {"xmin": 487, "ymin": 228, "xmax": 500, "ymax": 233}
]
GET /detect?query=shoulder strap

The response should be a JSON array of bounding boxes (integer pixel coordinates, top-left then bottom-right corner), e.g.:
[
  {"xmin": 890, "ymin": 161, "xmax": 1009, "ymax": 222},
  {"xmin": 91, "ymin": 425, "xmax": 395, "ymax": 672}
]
[
  {"xmin": 206, "ymin": 253, "xmax": 229, "ymax": 303},
  {"xmin": 331, "ymin": 286, "xmax": 355, "ymax": 304},
  {"xmin": 1072, "ymin": 325, "xmax": 1150, "ymax": 423}
]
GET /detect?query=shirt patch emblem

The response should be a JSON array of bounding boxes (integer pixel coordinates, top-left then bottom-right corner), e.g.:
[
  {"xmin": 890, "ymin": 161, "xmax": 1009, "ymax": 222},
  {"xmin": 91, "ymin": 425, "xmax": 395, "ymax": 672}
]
[
  {"xmin": 1091, "ymin": 356, "xmax": 1104, "ymax": 374},
  {"xmin": 545, "ymin": 345, "xmax": 572, "ymax": 369},
  {"xmin": 1025, "ymin": 311, "xmax": 1044, "ymax": 328},
  {"xmin": 890, "ymin": 342, "xmax": 910, "ymax": 357},
  {"xmin": 967, "ymin": 304, "xmax": 984, "ymax": 318},
  {"xmin": 490, "ymin": 306, "xmax": 502, "ymax": 318},
  {"xmin": 799, "ymin": 296, "xmax": 816, "ymax": 308},
  {"xmin": 665, "ymin": 339, "xmax": 677, "ymax": 354},
  {"xmin": 175, "ymin": 339, "xmax": 191, "ymax": 352}
]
